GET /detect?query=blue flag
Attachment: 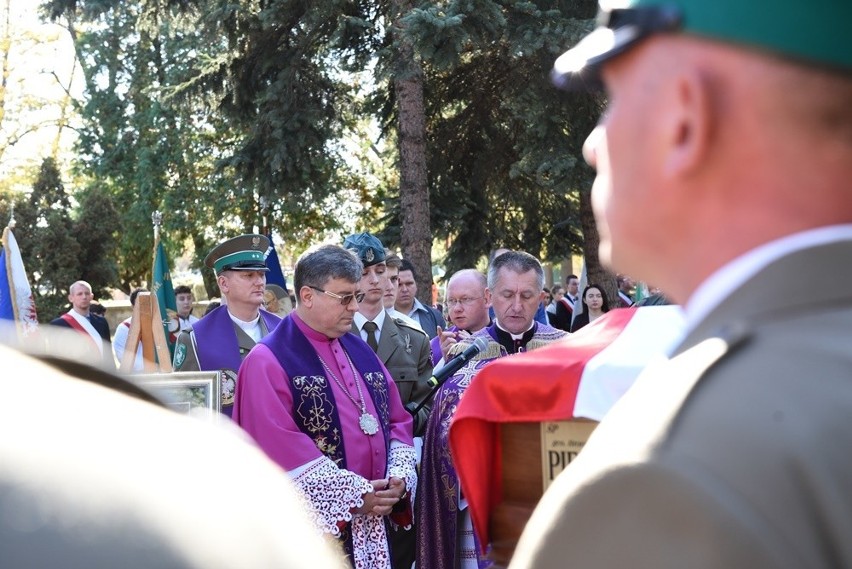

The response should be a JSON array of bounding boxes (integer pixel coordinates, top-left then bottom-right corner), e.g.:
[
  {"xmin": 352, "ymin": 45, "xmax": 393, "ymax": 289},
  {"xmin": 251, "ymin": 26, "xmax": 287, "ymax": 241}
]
[{"xmin": 265, "ymin": 233, "xmax": 289, "ymax": 293}]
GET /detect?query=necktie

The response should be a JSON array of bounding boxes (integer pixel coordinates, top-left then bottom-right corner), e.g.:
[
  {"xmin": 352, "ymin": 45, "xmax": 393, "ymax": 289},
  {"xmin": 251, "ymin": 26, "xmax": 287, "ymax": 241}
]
[{"xmin": 363, "ymin": 321, "xmax": 379, "ymax": 352}]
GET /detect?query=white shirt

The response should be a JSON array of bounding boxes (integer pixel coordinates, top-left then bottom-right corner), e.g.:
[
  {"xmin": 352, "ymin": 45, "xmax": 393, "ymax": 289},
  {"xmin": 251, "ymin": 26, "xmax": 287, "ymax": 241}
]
[
  {"xmin": 406, "ymin": 298, "xmax": 435, "ymax": 332},
  {"xmin": 354, "ymin": 309, "xmax": 387, "ymax": 345},
  {"xmin": 178, "ymin": 314, "xmax": 200, "ymax": 331},
  {"xmin": 113, "ymin": 317, "xmax": 144, "ymax": 371},
  {"xmin": 228, "ymin": 311, "xmax": 263, "ymax": 343}
]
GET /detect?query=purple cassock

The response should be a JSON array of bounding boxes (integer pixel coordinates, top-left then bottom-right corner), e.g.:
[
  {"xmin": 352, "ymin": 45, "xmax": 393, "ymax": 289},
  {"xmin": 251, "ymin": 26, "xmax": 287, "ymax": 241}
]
[
  {"xmin": 416, "ymin": 322, "xmax": 566, "ymax": 569},
  {"xmin": 234, "ymin": 313, "xmax": 417, "ymax": 569}
]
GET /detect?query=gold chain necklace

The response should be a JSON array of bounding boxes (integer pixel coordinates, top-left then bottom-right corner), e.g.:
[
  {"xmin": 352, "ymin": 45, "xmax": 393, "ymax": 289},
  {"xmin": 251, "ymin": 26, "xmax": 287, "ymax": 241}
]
[{"xmin": 317, "ymin": 349, "xmax": 379, "ymax": 436}]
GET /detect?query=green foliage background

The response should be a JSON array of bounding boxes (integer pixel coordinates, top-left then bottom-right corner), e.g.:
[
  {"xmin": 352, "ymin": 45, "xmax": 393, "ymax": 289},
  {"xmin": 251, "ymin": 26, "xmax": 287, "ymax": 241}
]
[{"xmin": 1, "ymin": 0, "xmax": 604, "ymax": 314}]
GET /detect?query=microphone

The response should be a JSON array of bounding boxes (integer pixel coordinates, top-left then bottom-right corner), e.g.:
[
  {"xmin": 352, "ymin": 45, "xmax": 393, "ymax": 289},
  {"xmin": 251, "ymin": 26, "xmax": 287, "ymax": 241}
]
[{"xmin": 427, "ymin": 336, "xmax": 489, "ymax": 388}]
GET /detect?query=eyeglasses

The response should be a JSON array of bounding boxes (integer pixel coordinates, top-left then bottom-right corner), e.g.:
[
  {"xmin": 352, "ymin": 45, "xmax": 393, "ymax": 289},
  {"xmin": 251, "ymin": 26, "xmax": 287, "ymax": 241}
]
[
  {"xmin": 446, "ymin": 296, "xmax": 483, "ymax": 308},
  {"xmin": 309, "ymin": 286, "xmax": 365, "ymax": 306}
]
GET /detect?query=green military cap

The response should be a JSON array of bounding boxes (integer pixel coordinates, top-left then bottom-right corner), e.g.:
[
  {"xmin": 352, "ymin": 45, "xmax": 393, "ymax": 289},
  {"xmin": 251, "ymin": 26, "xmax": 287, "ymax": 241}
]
[
  {"xmin": 205, "ymin": 234, "xmax": 270, "ymax": 275},
  {"xmin": 552, "ymin": 0, "xmax": 852, "ymax": 90},
  {"xmin": 342, "ymin": 232, "xmax": 386, "ymax": 267}
]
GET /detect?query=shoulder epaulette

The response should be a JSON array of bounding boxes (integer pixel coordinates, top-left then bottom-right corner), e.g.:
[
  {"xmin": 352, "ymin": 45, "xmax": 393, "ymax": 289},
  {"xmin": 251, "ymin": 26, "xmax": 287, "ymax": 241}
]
[{"xmin": 393, "ymin": 317, "xmax": 428, "ymax": 337}]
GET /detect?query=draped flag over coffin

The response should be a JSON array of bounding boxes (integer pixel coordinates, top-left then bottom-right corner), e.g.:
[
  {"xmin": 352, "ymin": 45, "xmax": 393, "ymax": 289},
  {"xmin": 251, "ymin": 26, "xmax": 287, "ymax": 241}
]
[{"xmin": 448, "ymin": 305, "xmax": 686, "ymax": 550}]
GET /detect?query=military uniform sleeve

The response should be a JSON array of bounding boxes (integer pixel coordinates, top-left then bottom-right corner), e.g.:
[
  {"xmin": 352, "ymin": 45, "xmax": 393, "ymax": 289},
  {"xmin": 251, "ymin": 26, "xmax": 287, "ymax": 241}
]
[{"xmin": 410, "ymin": 324, "xmax": 434, "ymax": 436}]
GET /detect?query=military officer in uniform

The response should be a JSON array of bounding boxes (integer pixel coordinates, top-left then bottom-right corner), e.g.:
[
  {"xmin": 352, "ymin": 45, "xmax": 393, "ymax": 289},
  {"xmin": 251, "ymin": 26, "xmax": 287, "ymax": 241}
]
[
  {"xmin": 343, "ymin": 232, "xmax": 430, "ymax": 569},
  {"xmin": 509, "ymin": 1, "xmax": 852, "ymax": 568},
  {"xmin": 344, "ymin": 233, "xmax": 432, "ymax": 436},
  {"xmin": 173, "ymin": 234, "xmax": 281, "ymax": 417}
]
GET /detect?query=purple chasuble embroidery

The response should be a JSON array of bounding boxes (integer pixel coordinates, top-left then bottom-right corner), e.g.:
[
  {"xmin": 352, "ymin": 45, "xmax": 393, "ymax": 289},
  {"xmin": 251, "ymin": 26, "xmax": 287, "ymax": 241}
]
[
  {"xmin": 416, "ymin": 323, "xmax": 563, "ymax": 569},
  {"xmin": 261, "ymin": 316, "xmax": 392, "ymax": 468},
  {"xmin": 416, "ymin": 354, "xmax": 493, "ymax": 569}
]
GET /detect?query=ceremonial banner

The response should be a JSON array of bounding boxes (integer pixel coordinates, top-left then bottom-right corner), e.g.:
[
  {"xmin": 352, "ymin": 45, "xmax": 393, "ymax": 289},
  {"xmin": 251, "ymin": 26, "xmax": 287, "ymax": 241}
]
[
  {"xmin": 265, "ymin": 233, "xmax": 289, "ymax": 292},
  {"xmin": 449, "ymin": 305, "xmax": 686, "ymax": 550},
  {"xmin": 152, "ymin": 239, "xmax": 178, "ymax": 358},
  {"xmin": 0, "ymin": 226, "xmax": 38, "ymax": 338}
]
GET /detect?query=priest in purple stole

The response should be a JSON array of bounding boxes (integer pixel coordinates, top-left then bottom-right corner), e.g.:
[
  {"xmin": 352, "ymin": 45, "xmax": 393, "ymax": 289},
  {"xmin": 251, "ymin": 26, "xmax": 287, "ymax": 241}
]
[
  {"xmin": 234, "ymin": 244, "xmax": 417, "ymax": 569},
  {"xmin": 417, "ymin": 251, "xmax": 567, "ymax": 569},
  {"xmin": 173, "ymin": 234, "xmax": 281, "ymax": 416}
]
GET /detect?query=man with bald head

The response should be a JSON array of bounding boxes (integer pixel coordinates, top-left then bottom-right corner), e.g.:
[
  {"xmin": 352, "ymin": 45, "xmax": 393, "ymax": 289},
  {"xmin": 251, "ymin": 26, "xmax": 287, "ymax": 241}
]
[
  {"xmin": 511, "ymin": 1, "xmax": 852, "ymax": 568},
  {"xmin": 431, "ymin": 269, "xmax": 491, "ymax": 366},
  {"xmin": 49, "ymin": 280, "xmax": 112, "ymax": 368}
]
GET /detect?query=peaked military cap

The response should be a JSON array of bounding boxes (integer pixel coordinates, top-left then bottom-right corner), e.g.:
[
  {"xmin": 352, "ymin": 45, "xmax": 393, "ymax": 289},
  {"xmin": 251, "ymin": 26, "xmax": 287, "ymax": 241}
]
[
  {"xmin": 205, "ymin": 234, "xmax": 270, "ymax": 275},
  {"xmin": 553, "ymin": 0, "xmax": 852, "ymax": 91},
  {"xmin": 343, "ymin": 232, "xmax": 386, "ymax": 267}
]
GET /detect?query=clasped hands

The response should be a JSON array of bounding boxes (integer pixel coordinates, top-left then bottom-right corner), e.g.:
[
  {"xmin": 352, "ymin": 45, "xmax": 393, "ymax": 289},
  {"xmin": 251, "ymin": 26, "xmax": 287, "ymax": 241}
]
[{"xmin": 354, "ymin": 476, "xmax": 407, "ymax": 517}]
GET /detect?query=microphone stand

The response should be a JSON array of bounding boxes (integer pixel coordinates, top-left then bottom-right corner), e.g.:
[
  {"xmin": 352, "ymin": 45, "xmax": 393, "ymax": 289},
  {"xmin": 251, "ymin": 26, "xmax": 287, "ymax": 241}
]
[{"xmin": 405, "ymin": 355, "xmax": 462, "ymax": 418}]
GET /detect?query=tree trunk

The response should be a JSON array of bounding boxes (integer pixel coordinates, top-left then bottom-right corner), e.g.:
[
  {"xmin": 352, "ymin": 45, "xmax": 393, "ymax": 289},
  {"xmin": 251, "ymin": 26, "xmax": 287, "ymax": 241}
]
[
  {"xmin": 578, "ymin": 188, "xmax": 618, "ymax": 303},
  {"xmin": 195, "ymin": 233, "xmax": 218, "ymax": 300},
  {"xmin": 393, "ymin": 0, "xmax": 432, "ymax": 305}
]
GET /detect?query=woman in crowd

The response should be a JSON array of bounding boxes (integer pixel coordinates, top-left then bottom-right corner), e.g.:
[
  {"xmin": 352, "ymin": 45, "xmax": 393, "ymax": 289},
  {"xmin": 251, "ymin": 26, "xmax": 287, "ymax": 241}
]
[
  {"xmin": 546, "ymin": 284, "xmax": 564, "ymax": 326},
  {"xmin": 570, "ymin": 284, "xmax": 610, "ymax": 333}
]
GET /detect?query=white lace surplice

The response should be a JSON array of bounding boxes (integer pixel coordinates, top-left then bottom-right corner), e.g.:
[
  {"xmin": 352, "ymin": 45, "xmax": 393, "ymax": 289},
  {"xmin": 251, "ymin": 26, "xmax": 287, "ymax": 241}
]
[{"xmin": 290, "ymin": 442, "xmax": 417, "ymax": 569}]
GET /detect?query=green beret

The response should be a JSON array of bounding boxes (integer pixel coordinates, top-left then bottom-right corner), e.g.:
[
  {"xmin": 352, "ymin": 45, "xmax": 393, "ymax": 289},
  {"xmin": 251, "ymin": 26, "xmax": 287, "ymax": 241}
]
[{"xmin": 342, "ymin": 232, "xmax": 386, "ymax": 268}]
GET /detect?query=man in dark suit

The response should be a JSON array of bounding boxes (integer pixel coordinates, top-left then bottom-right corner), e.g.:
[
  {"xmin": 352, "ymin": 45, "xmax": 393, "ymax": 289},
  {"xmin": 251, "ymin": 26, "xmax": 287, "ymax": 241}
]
[
  {"xmin": 511, "ymin": 1, "xmax": 852, "ymax": 568},
  {"xmin": 551, "ymin": 273, "xmax": 579, "ymax": 331},
  {"xmin": 49, "ymin": 280, "xmax": 113, "ymax": 368},
  {"xmin": 395, "ymin": 259, "xmax": 446, "ymax": 339}
]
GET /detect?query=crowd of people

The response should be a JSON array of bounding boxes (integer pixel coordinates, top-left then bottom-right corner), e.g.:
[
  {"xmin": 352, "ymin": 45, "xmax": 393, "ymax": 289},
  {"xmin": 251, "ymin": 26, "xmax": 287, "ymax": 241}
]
[
  {"xmin": 43, "ymin": 229, "xmax": 597, "ymax": 568},
  {"xmin": 35, "ymin": 222, "xmax": 722, "ymax": 569}
]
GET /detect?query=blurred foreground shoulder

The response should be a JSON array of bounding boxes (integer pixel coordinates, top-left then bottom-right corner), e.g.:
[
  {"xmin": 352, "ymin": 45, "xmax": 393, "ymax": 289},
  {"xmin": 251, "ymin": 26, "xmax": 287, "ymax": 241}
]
[{"xmin": 0, "ymin": 341, "xmax": 346, "ymax": 569}]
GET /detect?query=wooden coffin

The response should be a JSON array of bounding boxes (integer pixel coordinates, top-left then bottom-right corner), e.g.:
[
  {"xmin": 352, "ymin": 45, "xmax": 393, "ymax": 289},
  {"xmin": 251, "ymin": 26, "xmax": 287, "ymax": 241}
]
[{"xmin": 488, "ymin": 419, "xmax": 597, "ymax": 568}]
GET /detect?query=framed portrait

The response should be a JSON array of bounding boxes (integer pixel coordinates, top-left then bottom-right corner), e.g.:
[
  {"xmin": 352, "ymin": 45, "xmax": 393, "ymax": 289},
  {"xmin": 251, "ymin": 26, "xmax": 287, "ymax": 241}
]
[{"xmin": 132, "ymin": 371, "xmax": 222, "ymax": 419}]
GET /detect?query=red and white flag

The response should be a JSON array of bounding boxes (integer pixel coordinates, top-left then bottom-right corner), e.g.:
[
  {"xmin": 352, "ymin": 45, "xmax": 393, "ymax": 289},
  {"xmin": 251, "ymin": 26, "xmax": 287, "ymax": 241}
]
[
  {"xmin": 448, "ymin": 305, "xmax": 685, "ymax": 549},
  {"xmin": 0, "ymin": 226, "xmax": 38, "ymax": 339}
]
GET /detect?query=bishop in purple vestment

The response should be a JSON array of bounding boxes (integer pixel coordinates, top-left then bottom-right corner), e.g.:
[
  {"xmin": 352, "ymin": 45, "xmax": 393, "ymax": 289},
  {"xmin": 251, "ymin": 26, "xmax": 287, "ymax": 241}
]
[{"xmin": 234, "ymin": 244, "xmax": 416, "ymax": 569}]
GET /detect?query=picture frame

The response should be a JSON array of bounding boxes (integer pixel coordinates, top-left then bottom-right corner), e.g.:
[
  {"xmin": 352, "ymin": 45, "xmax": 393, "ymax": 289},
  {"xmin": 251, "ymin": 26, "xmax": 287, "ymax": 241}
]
[{"xmin": 131, "ymin": 371, "xmax": 222, "ymax": 419}]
